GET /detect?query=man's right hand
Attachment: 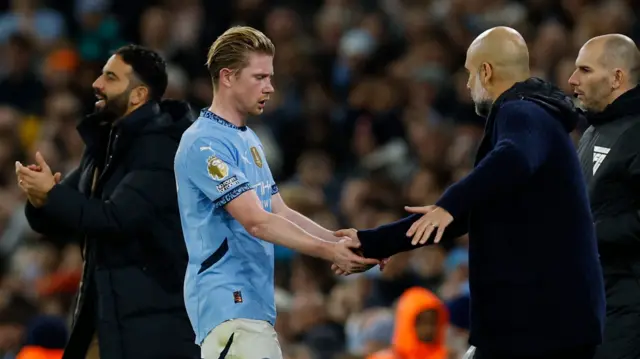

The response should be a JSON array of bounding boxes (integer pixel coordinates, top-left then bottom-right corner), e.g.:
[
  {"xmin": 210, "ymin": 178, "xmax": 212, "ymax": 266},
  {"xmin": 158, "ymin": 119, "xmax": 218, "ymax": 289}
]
[
  {"xmin": 331, "ymin": 228, "xmax": 388, "ymax": 276},
  {"xmin": 329, "ymin": 238, "xmax": 379, "ymax": 274}
]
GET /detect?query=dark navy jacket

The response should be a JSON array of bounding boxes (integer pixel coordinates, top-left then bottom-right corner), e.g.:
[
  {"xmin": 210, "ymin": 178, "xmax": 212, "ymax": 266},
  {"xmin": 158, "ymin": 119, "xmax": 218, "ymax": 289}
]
[{"xmin": 358, "ymin": 78, "xmax": 605, "ymax": 356}]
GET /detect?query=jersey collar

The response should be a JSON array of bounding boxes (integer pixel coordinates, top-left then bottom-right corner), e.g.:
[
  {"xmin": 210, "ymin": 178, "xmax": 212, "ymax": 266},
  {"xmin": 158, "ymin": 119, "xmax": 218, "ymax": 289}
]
[{"xmin": 200, "ymin": 109, "xmax": 247, "ymax": 131}]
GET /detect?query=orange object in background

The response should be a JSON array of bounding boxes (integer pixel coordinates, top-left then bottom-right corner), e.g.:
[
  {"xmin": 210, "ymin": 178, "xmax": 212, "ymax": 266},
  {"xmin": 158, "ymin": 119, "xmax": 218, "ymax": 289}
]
[
  {"xmin": 16, "ymin": 346, "xmax": 64, "ymax": 359},
  {"xmin": 368, "ymin": 287, "xmax": 449, "ymax": 359},
  {"xmin": 36, "ymin": 270, "xmax": 82, "ymax": 296}
]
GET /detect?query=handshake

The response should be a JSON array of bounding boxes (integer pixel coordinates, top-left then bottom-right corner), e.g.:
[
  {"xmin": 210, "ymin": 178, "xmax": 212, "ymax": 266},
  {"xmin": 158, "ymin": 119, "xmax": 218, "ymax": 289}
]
[
  {"xmin": 328, "ymin": 205, "xmax": 455, "ymax": 276},
  {"xmin": 328, "ymin": 228, "xmax": 387, "ymax": 277}
]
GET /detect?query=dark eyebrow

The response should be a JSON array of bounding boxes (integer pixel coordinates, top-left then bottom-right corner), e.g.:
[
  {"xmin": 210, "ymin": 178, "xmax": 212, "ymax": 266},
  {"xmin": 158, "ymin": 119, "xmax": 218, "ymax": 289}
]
[{"xmin": 104, "ymin": 70, "xmax": 119, "ymax": 80}]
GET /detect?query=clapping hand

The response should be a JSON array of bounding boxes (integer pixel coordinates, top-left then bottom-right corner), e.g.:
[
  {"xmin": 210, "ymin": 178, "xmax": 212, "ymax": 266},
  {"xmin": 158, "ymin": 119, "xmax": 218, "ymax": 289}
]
[
  {"xmin": 405, "ymin": 205, "xmax": 453, "ymax": 245},
  {"xmin": 15, "ymin": 152, "xmax": 61, "ymax": 208}
]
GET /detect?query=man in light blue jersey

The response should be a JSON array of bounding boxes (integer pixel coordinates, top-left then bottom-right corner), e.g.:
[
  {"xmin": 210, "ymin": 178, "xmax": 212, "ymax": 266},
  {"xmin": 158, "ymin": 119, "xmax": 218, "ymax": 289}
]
[{"xmin": 174, "ymin": 26, "xmax": 379, "ymax": 359}]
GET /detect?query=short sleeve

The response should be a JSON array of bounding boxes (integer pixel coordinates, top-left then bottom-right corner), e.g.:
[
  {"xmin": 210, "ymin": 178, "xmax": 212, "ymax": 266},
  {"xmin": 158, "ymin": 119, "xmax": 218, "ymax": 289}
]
[{"xmin": 186, "ymin": 139, "xmax": 251, "ymax": 208}]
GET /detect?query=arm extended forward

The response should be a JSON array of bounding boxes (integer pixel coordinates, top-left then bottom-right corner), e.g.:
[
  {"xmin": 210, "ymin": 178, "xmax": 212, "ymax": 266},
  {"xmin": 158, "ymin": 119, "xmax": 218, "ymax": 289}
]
[
  {"xmin": 357, "ymin": 211, "xmax": 469, "ymax": 259},
  {"xmin": 226, "ymin": 190, "xmax": 335, "ymax": 259},
  {"xmin": 225, "ymin": 191, "xmax": 379, "ymax": 271}
]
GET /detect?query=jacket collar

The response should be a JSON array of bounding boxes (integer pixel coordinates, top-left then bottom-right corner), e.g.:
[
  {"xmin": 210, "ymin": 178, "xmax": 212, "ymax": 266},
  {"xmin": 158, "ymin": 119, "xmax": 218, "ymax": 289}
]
[
  {"xmin": 77, "ymin": 101, "xmax": 160, "ymax": 151},
  {"xmin": 585, "ymin": 85, "xmax": 640, "ymax": 126}
]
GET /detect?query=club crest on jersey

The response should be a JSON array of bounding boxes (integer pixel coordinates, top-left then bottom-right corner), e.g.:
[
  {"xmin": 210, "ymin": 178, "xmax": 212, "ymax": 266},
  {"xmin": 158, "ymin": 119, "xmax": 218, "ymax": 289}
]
[
  {"xmin": 206, "ymin": 155, "xmax": 228, "ymax": 180},
  {"xmin": 250, "ymin": 146, "xmax": 263, "ymax": 168}
]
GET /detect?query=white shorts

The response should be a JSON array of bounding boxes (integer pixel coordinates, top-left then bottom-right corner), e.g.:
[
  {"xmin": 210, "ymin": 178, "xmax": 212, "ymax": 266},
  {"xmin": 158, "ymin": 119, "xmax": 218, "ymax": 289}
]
[{"xmin": 200, "ymin": 319, "xmax": 283, "ymax": 359}]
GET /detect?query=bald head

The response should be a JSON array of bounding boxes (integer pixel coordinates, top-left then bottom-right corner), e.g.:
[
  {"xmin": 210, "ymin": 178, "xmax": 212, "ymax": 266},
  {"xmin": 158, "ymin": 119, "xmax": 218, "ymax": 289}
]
[
  {"xmin": 586, "ymin": 34, "xmax": 640, "ymax": 84},
  {"xmin": 465, "ymin": 27, "xmax": 530, "ymax": 116},
  {"xmin": 569, "ymin": 34, "xmax": 640, "ymax": 112},
  {"xmin": 466, "ymin": 26, "xmax": 530, "ymax": 82}
]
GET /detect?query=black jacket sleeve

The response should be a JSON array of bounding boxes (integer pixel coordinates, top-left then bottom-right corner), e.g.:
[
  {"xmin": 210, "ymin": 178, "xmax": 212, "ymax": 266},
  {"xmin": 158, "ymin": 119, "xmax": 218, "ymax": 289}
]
[
  {"xmin": 596, "ymin": 148, "xmax": 640, "ymax": 245},
  {"xmin": 35, "ymin": 134, "xmax": 179, "ymax": 239},
  {"xmin": 356, "ymin": 101, "xmax": 554, "ymax": 259},
  {"xmin": 357, "ymin": 212, "xmax": 469, "ymax": 259},
  {"xmin": 25, "ymin": 168, "xmax": 81, "ymax": 237},
  {"xmin": 38, "ymin": 168, "xmax": 175, "ymax": 239},
  {"xmin": 435, "ymin": 101, "xmax": 552, "ymax": 218}
]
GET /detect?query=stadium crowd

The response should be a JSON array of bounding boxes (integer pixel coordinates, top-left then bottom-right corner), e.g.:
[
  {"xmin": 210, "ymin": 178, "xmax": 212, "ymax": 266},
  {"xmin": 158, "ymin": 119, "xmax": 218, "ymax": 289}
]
[{"xmin": 0, "ymin": 0, "xmax": 638, "ymax": 358}]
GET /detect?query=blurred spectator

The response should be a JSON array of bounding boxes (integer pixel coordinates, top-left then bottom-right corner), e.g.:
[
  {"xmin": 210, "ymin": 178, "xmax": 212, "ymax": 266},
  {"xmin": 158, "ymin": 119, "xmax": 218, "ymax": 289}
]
[
  {"xmin": 0, "ymin": 295, "xmax": 38, "ymax": 359},
  {"xmin": 446, "ymin": 295, "xmax": 470, "ymax": 359},
  {"xmin": 15, "ymin": 315, "xmax": 67, "ymax": 359},
  {"xmin": 290, "ymin": 290, "xmax": 344, "ymax": 359},
  {"xmin": 368, "ymin": 287, "xmax": 449, "ymax": 359},
  {"xmin": 0, "ymin": 0, "xmax": 637, "ymax": 357},
  {"xmin": 0, "ymin": 0, "xmax": 66, "ymax": 46},
  {"xmin": 344, "ymin": 308, "xmax": 394, "ymax": 356},
  {"xmin": 75, "ymin": 0, "xmax": 125, "ymax": 63},
  {"xmin": 0, "ymin": 34, "xmax": 46, "ymax": 114}
]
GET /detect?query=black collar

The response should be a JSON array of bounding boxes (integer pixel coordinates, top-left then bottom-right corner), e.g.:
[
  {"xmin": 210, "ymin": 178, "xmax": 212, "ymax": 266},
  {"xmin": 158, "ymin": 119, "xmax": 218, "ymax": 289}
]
[
  {"xmin": 586, "ymin": 85, "xmax": 640, "ymax": 126},
  {"xmin": 77, "ymin": 102, "xmax": 161, "ymax": 149},
  {"xmin": 114, "ymin": 101, "xmax": 161, "ymax": 135},
  {"xmin": 485, "ymin": 77, "xmax": 579, "ymax": 133},
  {"xmin": 77, "ymin": 101, "xmax": 160, "ymax": 152}
]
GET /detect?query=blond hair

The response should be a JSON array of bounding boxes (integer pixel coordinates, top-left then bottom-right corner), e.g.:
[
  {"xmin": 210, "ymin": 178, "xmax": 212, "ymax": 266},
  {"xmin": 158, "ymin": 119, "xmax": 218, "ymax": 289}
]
[{"xmin": 206, "ymin": 26, "xmax": 275, "ymax": 88}]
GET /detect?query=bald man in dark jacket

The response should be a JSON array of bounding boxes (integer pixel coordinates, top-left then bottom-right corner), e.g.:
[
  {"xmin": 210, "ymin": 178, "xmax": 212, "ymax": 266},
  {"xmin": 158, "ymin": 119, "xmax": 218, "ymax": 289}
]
[{"xmin": 337, "ymin": 27, "xmax": 605, "ymax": 359}]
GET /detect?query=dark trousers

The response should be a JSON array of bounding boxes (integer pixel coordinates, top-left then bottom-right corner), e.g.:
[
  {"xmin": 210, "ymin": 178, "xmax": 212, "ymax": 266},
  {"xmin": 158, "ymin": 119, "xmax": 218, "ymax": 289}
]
[{"xmin": 472, "ymin": 345, "xmax": 596, "ymax": 359}]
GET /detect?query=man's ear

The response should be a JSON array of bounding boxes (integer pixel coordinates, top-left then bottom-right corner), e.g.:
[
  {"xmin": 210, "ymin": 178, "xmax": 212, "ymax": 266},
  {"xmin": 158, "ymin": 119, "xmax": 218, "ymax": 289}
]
[
  {"xmin": 219, "ymin": 68, "xmax": 235, "ymax": 88},
  {"xmin": 611, "ymin": 68, "xmax": 624, "ymax": 90},
  {"xmin": 130, "ymin": 86, "xmax": 149, "ymax": 106},
  {"xmin": 480, "ymin": 62, "xmax": 493, "ymax": 86}
]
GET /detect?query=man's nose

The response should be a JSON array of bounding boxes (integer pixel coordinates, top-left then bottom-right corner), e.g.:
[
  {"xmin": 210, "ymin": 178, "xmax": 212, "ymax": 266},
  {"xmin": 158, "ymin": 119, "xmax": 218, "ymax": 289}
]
[
  {"xmin": 568, "ymin": 72, "xmax": 579, "ymax": 86},
  {"xmin": 92, "ymin": 78, "xmax": 103, "ymax": 91}
]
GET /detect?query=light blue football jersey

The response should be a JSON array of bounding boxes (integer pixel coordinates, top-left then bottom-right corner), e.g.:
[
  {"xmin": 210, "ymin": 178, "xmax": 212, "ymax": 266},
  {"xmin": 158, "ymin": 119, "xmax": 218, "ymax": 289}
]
[{"xmin": 174, "ymin": 109, "xmax": 278, "ymax": 344}]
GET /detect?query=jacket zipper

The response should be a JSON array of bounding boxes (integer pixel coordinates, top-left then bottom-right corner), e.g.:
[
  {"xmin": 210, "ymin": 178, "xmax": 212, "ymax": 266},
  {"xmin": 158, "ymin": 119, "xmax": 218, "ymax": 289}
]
[{"xmin": 72, "ymin": 167, "xmax": 101, "ymax": 323}]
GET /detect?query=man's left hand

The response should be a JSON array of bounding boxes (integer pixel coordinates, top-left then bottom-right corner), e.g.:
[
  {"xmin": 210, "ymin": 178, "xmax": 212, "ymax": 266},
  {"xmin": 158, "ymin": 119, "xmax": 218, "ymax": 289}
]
[
  {"xmin": 405, "ymin": 205, "xmax": 453, "ymax": 245},
  {"xmin": 16, "ymin": 152, "xmax": 57, "ymax": 201}
]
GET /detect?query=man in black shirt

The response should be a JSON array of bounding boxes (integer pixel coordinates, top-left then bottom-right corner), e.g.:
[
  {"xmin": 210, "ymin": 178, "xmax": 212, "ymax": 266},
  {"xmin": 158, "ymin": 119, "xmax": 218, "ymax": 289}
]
[{"xmin": 570, "ymin": 34, "xmax": 640, "ymax": 359}]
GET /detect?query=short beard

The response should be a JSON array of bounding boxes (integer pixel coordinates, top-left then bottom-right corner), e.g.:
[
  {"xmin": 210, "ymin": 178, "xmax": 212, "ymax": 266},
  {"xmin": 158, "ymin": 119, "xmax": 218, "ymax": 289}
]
[
  {"xmin": 474, "ymin": 100, "xmax": 493, "ymax": 118},
  {"xmin": 94, "ymin": 88, "xmax": 131, "ymax": 121},
  {"xmin": 472, "ymin": 72, "xmax": 493, "ymax": 118}
]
